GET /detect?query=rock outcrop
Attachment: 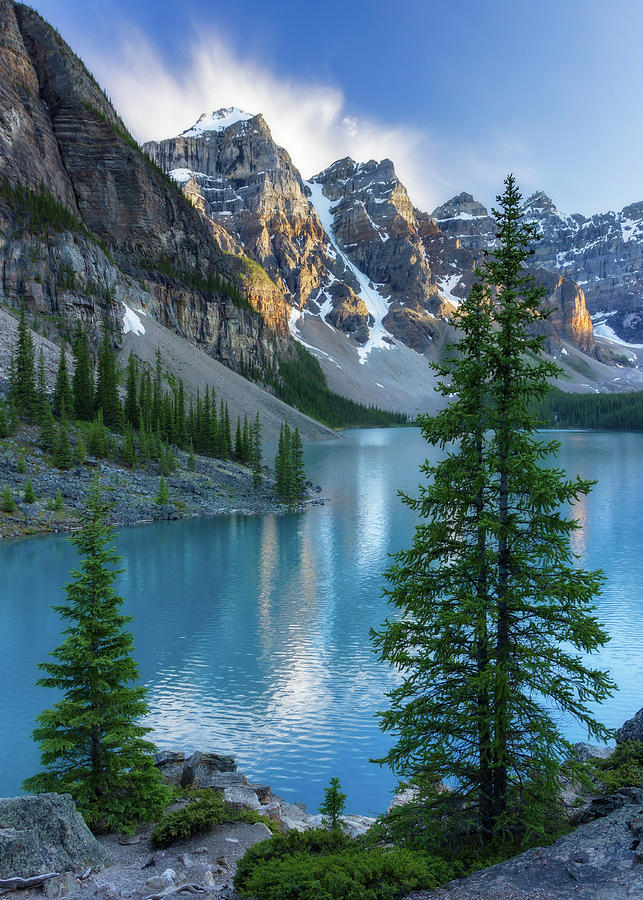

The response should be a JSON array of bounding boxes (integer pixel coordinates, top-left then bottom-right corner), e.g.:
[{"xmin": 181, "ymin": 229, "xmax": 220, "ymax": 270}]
[
  {"xmin": 154, "ymin": 750, "xmax": 375, "ymax": 838},
  {"xmin": 617, "ymin": 707, "xmax": 643, "ymax": 744},
  {"xmin": 0, "ymin": 793, "xmax": 111, "ymax": 879},
  {"xmin": 406, "ymin": 795, "xmax": 643, "ymax": 900}
]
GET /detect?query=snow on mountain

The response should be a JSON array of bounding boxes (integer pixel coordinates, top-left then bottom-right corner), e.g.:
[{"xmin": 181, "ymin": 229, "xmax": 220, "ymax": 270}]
[
  {"xmin": 306, "ymin": 179, "xmax": 394, "ymax": 364},
  {"xmin": 181, "ymin": 107, "xmax": 254, "ymax": 137}
]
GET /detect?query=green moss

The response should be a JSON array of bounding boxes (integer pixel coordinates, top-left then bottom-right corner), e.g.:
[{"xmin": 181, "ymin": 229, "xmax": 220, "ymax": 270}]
[{"xmin": 150, "ymin": 790, "xmax": 279, "ymax": 848}]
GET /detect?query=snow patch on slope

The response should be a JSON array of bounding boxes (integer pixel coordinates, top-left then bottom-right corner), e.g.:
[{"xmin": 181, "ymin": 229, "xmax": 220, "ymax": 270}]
[
  {"xmin": 306, "ymin": 180, "xmax": 394, "ymax": 364},
  {"xmin": 437, "ymin": 274, "xmax": 463, "ymax": 307},
  {"xmin": 122, "ymin": 304, "xmax": 145, "ymax": 336},
  {"xmin": 594, "ymin": 323, "xmax": 643, "ymax": 349}
]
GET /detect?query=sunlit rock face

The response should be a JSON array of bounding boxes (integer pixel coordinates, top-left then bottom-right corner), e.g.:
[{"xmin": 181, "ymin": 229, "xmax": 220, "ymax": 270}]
[
  {"xmin": 522, "ymin": 193, "xmax": 643, "ymax": 343},
  {"xmin": 147, "ymin": 108, "xmax": 598, "ymax": 361},
  {"xmin": 144, "ymin": 111, "xmax": 340, "ymax": 316},
  {"xmin": 0, "ymin": 4, "xmax": 287, "ymax": 372}
]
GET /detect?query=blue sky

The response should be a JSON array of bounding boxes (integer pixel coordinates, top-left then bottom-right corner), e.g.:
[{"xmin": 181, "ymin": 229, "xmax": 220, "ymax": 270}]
[{"xmin": 33, "ymin": 0, "xmax": 643, "ymax": 215}]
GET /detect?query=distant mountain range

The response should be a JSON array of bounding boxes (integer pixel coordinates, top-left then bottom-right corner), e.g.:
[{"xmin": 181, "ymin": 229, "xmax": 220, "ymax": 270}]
[
  {"xmin": 145, "ymin": 106, "xmax": 643, "ymax": 407},
  {"xmin": 2, "ymin": 0, "xmax": 643, "ymax": 420}
]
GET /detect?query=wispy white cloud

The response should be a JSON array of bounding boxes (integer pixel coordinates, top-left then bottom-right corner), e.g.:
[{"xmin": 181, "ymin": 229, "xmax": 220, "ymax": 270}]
[{"xmin": 87, "ymin": 26, "xmax": 454, "ymax": 213}]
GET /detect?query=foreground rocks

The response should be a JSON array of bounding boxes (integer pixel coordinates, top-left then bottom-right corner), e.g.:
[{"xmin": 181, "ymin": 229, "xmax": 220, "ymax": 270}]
[
  {"xmin": 155, "ymin": 750, "xmax": 375, "ymax": 839},
  {"xmin": 618, "ymin": 708, "xmax": 643, "ymax": 744},
  {"xmin": 407, "ymin": 793, "xmax": 643, "ymax": 900},
  {"xmin": 0, "ymin": 793, "xmax": 111, "ymax": 880}
]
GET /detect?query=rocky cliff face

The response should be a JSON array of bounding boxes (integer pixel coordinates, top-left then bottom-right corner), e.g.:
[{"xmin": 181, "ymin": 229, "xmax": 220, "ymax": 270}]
[
  {"xmin": 146, "ymin": 112, "xmax": 597, "ymax": 366},
  {"xmin": 426, "ymin": 191, "xmax": 597, "ymax": 355},
  {"xmin": 522, "ymin": 191, "xmax": 643, "ymax": 343},
  {"xmin": 144, "ymin": 109, "xmax": 338, "ymax": 333},
  {"xmin": 0, "ymin": 3, "xmax": 285, "ymax": 373}
]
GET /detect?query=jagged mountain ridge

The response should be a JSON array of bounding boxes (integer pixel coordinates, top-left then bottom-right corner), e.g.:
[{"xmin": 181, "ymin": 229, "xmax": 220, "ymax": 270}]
[
  {"xmin": 435, "ymin": 189, "xmax": 643, "ymax": 345},
  {"xmin": 146, "ymin": 110, "xmax": 597, "ymax": 369}
]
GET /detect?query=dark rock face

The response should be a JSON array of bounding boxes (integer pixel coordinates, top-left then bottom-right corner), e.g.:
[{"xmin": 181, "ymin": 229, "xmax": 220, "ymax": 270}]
[
  {"xmin": 617, "ymin": 707, "xmax": 643, "ymax": 743},
  {"xmin": 0, "ymin": 3, "xmax": 287, "ymax": 375},
  {"xmin": 0, "ymin": 793, "xmax": 111, "ymax": 879},
  {"xmin": 154, "ymin": 750, "xmax": 237, "ymax": 790}
]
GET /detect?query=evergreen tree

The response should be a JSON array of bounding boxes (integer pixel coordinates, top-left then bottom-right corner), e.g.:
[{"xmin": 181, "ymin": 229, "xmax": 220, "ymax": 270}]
[
  {"xmin": 156, "ymin": 475, "xmax": 169, "ymax": 505},
  {"xmin": 122, "ymin": 425, "xmax": 137, "ymax": 469},
  {"xmin": 53, "ymin": 344, "xmax": 73, "ymax": 419},
  {"xmin": 52, "ymin": 489, "xmax": 64, "ymax": 512},
  {"xmin": 23, "ymin": 476, "xmax": 36, "ymax": 504},
  {"xmin": 290, "ymin": 427, "xmax": 306, "ymax": 501},
  {"xmin": 17, "ymin": 451, "xmax": 27, "ymax": 474},
  {"xmin": 87, "ymin": 410, "xmax": 108, "ymax": 460},
  {"xmin": 74, "ymin": 434, "xmax": 87, "ymax": 468},
  {"xmin": 0, "ymin": 401, "xmax": 8, "ymax": 438},
  {"xmin": 2, "ymin": 484, "xmax": 16, "ymax": 513},
  {"xmin": 23, "ymin": 481, "xmax": 170, "ymax": 831},
  {"xmin": 251, "ymin": 412, "xmax": 262, "ymax": 488},
  {"xmin": 72, "ymin": 324, "xmax": 95, "ymax": 421},
  {"xmin": 274, "ymin": 422, "xmax": 290, "ymax": 501},
  {"xmin": 36, "ymin": 348, "xmax": 48, "ymax": 420},
  {"xmin": 10, "ymin": 302, "xmax": 37, "ymax": 419},
  {"xmin": 371, "ymin": 175, "xmax": 615, "ymax": 845},
  {"xmin": 234, "ymin": 417, "xmax": 243, "ymax": 461},
  {"xmin": 124, "ymin": 353, "xmax": 138, "ymax": 427},
  {"xmin": 319, "ymin": 777, "xmax": 347, "ymax": 832},
  {"xmin": 54, "ymin": 418, "xmax": 73, "ymax": 470},
  {"xmin": 95, "ymin": 324, "xmax": 122, "ymax": 431},
  {"xmin": 40, "ymin": 402, "xmax": 57, "ymax": 454}
]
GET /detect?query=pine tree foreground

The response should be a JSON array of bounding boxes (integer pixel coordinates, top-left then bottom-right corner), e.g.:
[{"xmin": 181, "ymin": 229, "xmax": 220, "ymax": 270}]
[
  {"xmin": 23, "ymin": 481, "xmax": 170, "ymax": 832},
  {"xmin": 372, "ymin": 175, "xmax": 615, "ymax": 847}
]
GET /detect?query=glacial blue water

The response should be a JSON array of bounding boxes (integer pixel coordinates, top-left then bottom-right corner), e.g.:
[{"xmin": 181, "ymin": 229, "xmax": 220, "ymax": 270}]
[{"xmin": 1, "ymin": 428, "xmax": 642, "ymax": 816}]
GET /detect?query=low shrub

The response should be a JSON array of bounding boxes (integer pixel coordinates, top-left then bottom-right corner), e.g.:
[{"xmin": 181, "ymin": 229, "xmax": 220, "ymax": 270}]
[
  {"xmin": 150, "ymin": 790, "xmax": 278, "ymax": 848},
  {"xmin": 233, "ymin": 828, "xmax": 453, "ymax": 900},
  {"xmin": 590, "ymin": 740, "xmax": 643, "ymax": 791}
]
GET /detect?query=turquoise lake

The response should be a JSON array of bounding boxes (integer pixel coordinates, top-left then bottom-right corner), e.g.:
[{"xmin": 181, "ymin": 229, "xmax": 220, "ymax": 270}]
[{"xmin": 1, "ymin": 428, "xmax": 642, "ymax": 816}]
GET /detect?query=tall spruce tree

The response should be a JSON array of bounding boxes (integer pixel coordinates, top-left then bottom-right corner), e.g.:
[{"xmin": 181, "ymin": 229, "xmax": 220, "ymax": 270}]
[
  {"xmin": 124, "ymin": 352, "xmax": 139, "ymax": 427},
  {"xmin": 251, "ymin": 412, "xmax": 262, "ymax": 488},
  {"xmin": 10, "ymin": 302, "xmax": 37, "ymax": 419},
  {"xmin": 53, "ymin": 344, "xmax": 73, "ymax": 418},
  {"xmin": 72, "ymin": 323, "xmax": 95, "ymax": 421},
  {"xmin": 23, "ymin": 481, "xmax": 170, "ymax": 831},
  {"xmin": 372, "ymin": 175, "xmax": 615, "ymax": 845},
  {"xmin": 95, "ymin": 324, "xmax": 122, "ymax": 431}
]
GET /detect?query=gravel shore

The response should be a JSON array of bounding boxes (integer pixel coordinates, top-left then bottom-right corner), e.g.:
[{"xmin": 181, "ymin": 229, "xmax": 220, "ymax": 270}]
[{"xmin": 0, "ymin": 426, "xmax": 324, "ymax": 541}]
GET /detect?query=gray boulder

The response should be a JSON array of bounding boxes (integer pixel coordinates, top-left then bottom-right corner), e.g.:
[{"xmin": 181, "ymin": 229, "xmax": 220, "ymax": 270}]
[
  {"xmin": 154, "ymin": 749, "xmax": 237, "ymax": 789},
  {"xmin": 0, "ymin": 793, "xmax": 111, "ymax": 879},
  {"xmin": 573, "ymin": 741, "xmax": 613, "ymax": 762},
  {"xmin": 616, "ymin": 707, "xmax": 643, "ymax": 743}
]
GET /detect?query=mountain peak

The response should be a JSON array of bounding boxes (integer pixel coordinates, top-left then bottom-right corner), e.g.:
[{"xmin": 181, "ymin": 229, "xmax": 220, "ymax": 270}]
[
  {"xmin": 523, "ymin": 190, "xmax": 556, "ymax": 211},
  {"xmin": 180, "ymin": 107, "xmax": 255, "ymax": 138},
  {"xmin": 432, "ymin": 192, "xmax": 488, "ymax": 220}
]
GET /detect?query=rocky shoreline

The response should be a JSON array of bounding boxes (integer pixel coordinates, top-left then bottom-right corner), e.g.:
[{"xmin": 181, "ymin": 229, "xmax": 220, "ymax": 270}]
[
  {"xmin": 0, "ymin": 750, "xmax": 375, "ymax": 900},
  {"xmin": 0, "ymin": 427, "xmax": 325, "ymax": 542},
  {"xmin": 1, "ymin": 717, "xmax": 643, "ymax": 900}
]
